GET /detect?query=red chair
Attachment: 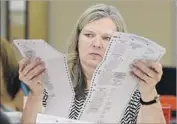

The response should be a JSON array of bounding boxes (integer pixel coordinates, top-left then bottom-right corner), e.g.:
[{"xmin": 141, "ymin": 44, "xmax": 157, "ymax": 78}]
[
  {"xmin": 160, "ymin": 95, "xmax": 176, "ymax": 111},
  {"xmin": 160, "ymin": 95, "xmax": 176, "ymax": 124}
]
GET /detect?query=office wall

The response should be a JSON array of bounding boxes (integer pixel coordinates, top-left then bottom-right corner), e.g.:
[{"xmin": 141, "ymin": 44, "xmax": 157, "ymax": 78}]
[
  {"xmin": 13, "ymin": 1, "xmax": 49, "ymax": 60},
  {"xmin": 28, "ymin": 1, "xmax": 49, "ymax": 41},
  {"xmin": 0, "ymin": 1, "xmax": 7, "ymax": 38},
  {"xmin": 49, "ymin": 0, "xmax": 176, "ymax": 67}
]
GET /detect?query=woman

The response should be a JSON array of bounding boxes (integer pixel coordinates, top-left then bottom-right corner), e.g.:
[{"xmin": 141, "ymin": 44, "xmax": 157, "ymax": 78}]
[
  {"xmin": 0, "ymin": 37, "xmax": 24, "ymax": 112},
  {"xmin": 19, "ymin": 4, "xmax": 165, "ymax": 123}
]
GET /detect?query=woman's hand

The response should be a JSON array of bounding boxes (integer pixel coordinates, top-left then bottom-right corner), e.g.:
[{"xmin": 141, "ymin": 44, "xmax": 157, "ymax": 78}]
[
  {"xmin": 18, "ymin": 57, "xmax": 46, "ymax": 96},
  {"xmin": 130, "ymin": 60, "xmax": 163, "ymax": 101}
]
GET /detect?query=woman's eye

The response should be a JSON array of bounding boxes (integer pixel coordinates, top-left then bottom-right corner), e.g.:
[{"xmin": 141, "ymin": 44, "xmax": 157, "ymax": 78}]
[
  {"xmin": 85, "ymin": 33, "xmax": 93, "ymax": 37},
  {"xmin": 104, "ymin": 37, "xmax": 111, "ymax": 41}
]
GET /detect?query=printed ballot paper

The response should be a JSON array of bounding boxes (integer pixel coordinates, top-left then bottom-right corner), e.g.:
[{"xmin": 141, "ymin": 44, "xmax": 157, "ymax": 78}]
[
  {"xmin": 13, "ymin": 32, "xmax": 166, "ymax": 123},
  {"xmin": 4, "ymin": 112, "xmax": 91, "ymax": 124}
]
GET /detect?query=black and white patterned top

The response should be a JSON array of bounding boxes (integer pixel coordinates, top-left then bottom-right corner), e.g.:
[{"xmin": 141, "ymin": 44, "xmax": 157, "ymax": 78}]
[{"xmin": 69, "ymin": 88, "xmax": 141, "ymax": 124}]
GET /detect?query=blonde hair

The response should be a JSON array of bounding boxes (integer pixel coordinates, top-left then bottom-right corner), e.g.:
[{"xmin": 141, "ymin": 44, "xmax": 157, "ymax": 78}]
[
  {"xmin": 0, "ymin": 37, "xmax": 20, "ymax": 99},
  {"xmin": 67, "ymin": 4, "xmax": 127, "ymax": 95}
]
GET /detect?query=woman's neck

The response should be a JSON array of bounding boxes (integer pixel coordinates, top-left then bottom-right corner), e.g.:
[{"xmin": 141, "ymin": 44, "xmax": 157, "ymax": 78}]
[
  {"xmin": 81, "ymin": 63, "xmax": 95, "ymax": 89},
  {"xmin": 86, "ymin": 80, "xmax": 91, "ymax": 89}
]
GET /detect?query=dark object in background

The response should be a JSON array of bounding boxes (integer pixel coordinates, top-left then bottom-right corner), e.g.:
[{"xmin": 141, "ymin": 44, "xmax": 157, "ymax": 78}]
[
  {"xmin": 0, "ymin": 110, "xmax": 11, "ymax": 124},
  {"xmin": 156, "ymin": 67, "xmax": 176, "ymax": 118},
  {"xmin": 156, "ymin": 67, "xmax": 176, "ymax": 96}
]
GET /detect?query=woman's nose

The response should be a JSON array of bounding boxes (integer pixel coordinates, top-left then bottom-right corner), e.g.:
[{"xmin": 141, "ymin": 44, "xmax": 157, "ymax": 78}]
[{"xmin": 92, "ymin": 36, "xmax": 103, "ymax": 48}]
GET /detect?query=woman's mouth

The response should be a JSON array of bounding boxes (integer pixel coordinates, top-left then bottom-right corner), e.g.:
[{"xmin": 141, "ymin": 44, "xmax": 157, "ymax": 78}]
[{"xmin": 89, "ymin": 53, "xmax": 102, "ymax": 59}]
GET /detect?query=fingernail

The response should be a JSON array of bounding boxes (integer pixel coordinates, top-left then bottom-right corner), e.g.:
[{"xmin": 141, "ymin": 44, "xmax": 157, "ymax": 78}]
[
  {"xmin": 133, "ymin": 59, "xmax": 138, "ymax": 62},
  {"xmin": 28, "ymin": 57, "xmax": 32, "ymax": 61},
  {"xmin": 129, "ymin": 64, "xmax": 134, "ymax": 69},
  {"xmin": 140, "ymin": 60, "xmax": 146, "ymax": 63},
  {"xmin": 41, "ymin": 62, "xmax": 45, "ymax": 66},
  {"xmin": 135, "ymin": 60, "xmax": 141, "ymax": 65},
  {"xmin": 132, "ymin": 60, "xmax": 137, "ymax": 64},
  {"xmin": 131, "ymin": 67, "xmax": 136, "ymax": 72},
  {"xmin": 31, "ymin": 57, "xmax": 35, "ymax": 60},
  {"xmin": 36, "ymin": 57, "xmax": 41, "ymax": 61},
  {"xmin": 129, "ymin": 71, "xmax": 133, "ymax": 75}
]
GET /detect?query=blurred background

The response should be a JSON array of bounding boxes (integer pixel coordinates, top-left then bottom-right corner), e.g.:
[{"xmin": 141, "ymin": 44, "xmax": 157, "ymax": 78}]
[{"xmin": 0, "ymin": 0, "xmax": 176, "ymax": 123}]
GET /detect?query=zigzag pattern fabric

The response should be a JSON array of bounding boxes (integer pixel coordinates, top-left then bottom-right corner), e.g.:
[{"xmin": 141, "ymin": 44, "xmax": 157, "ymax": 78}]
[
  {"xmin": 69, "ymin": 88, "xmax": 141, "ymax": 123},
  {"xmin": 120, "ymin": 88, "xmax": 141, "ymax": 124}
]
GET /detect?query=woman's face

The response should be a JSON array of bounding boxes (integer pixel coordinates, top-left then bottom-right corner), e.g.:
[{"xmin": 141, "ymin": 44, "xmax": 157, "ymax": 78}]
[{"xmin": 78, "ymin": 17, "xmax": 117, "ymax": 69}]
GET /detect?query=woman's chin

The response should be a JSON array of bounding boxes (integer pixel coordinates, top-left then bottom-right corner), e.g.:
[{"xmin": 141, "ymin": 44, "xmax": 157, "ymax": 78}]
[{"xmin": 86, "ymin": 59, "xmax": 101, "ymax": 68}]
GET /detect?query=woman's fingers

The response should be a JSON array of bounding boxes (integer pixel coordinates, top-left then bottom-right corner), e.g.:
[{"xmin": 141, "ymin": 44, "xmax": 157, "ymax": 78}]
[
  {"xmin": 148, "ymin": 61, "xmax": 163, "ymax": 81},
  {"xmin": 25, "ymin": 62, "xmax": 45, "ymax": 81},
  {"xmin": 132, "ymin": 60, "xmax": 156, "ymax": 78},
  {"xmin": 29, "ymin": 69, "xmax": 46, "ymax": 86},
  {"xmin": 18, "ymin": 57, "xmax": 31, "ymax": 72},
  {"xmin": 21, "ymin": 57, "xmax": 41, "ymax": 76},
  {"xmin": 130, "ymin": 60, "xmax": 163, "ymax": 87},
  {"xmin": 131, "ymin": 66, "xmax": 148, "ymax": 83},
  {"xmin": 18, "ymin": 57, "xmax": 46, "ymax": 96},
  {"xmin": 19, "ymin": 57, "xmax": 45, "ymax": 84}
]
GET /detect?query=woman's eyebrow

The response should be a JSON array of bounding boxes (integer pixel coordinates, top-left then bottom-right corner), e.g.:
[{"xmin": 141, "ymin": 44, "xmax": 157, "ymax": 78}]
[
  {"xmin": 82, "ymin": 29, "xmax": 94, "ymax": 33},
  {"xmin": 102, "ymin": 33, "xmax": 112, "ymax": 37}
]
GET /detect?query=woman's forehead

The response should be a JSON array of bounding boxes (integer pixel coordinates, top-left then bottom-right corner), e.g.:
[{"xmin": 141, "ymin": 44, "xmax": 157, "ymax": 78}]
[
  {"xmin": 82, "ymin": 18, "xmax": 117, "ymax": 35},
  {"xmin": 82, "ymin": 28, "xmax": 116, "ymax": 36}
]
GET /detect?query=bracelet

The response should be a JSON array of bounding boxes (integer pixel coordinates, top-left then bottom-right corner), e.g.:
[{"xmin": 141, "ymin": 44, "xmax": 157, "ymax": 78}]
[{"xmin": 140, "ymin": 94, "xmax": 160, "ymax": 105}]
